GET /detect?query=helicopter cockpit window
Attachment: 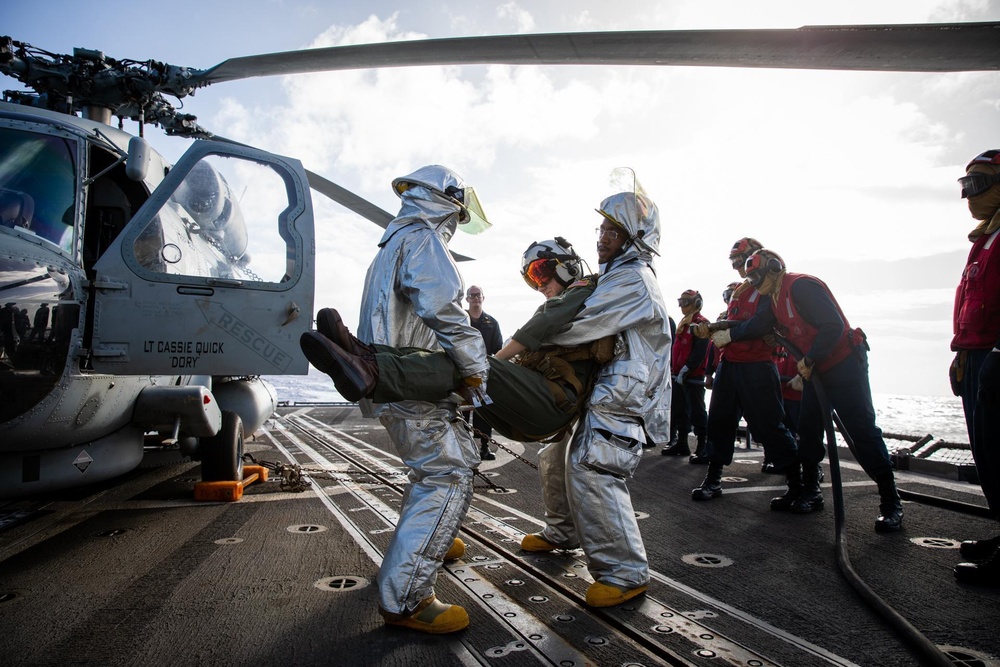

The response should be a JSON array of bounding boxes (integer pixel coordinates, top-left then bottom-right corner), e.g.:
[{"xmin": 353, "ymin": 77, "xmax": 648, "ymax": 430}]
[
  {"xmin": 0, "ymin": 127, "xmax": 77, "ymax": 254},
  {"xmin": 132, "ymin": 154, "xmax": 295, "ymax": 284}
]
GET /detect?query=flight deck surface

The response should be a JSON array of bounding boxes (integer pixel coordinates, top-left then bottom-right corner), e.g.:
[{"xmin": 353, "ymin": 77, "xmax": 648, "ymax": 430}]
[{"xmin": 1, "ymin": 404, "xmax": 997, "ymax": 666}]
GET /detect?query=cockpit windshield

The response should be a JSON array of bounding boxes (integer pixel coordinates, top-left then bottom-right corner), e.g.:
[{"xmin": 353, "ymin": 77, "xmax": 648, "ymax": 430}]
[{"xmin": 0, "ymin": 127, "xmax": 77, "ymax": 253}]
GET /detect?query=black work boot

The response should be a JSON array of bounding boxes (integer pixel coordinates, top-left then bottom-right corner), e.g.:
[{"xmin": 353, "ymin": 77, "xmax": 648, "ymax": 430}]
[
  {"xmin": 790, "ymin": 462, "xmax": 824, "ymax": 513},
  {"xmin": 960, "ymin": 534, "xmax": 1000, "ymax": 561},
  {"xmin": 479, "ymin": 440, "xmax": 496, "ymax": 461},
  {"xmin": 689, "ymin": 435, "xmax": 710, "ymax": 464},
  {"xmin": 300, "ymin": 331, "xmax": 378, "ymax": 401},
  {"xmin": 661, "ymin": 434, "xmax": 691, "ymax": 456},
  {"xmin": 770, "ymin": 463, "xmax": 803, "ymax": 511},
  {"xmin": 955, "ymin": 547, "xmax": 1000, "ymax": 587},
  {"xmin": 691, "ymin": 462, "xmax": 724, "ymax": 501},
  {"xmin": 316, "ymin": 308, "xmax": 377, "ymax": 357},
  {"xmin": 874, "ymin": 471, "xmax": 903, "ymax": 533}
]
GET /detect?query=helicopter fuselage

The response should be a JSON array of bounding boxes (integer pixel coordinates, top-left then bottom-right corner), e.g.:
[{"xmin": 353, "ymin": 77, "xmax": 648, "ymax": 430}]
[{"xmin": 0, "ymin": 102, "xmax": 314, "ymax": 497}]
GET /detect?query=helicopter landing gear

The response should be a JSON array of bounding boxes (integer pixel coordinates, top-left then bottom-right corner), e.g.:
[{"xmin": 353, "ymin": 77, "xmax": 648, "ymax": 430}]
[{"xmin": 200, "ymin": 410, "xmax": 244, "ymax": 482}]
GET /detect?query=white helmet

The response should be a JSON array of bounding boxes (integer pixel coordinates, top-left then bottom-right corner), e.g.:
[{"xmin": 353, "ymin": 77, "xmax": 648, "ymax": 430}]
[{"xmin": 521, "ymin": 237, "xmax": 583, "ymax": 290}]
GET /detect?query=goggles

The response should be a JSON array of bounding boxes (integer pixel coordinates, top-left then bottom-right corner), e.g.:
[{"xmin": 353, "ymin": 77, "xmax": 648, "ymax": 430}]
[
  {"xmin": 678, "ymin": 298, "xmax": 694, "ymax": 307},
  {"xmin": 745, "ymin": 268, "xmax": 765, "ymax": 287},
  {"xmin": 523, "ymin": 258, "xmax": 555, "ymax": 290},
  {"xmin": 958, "ymin": 171, "xmax": 1000, "ymax": 199},
  {"xmin": 730, "ymin": 255, "xmax": 746, "ymax": 270}
]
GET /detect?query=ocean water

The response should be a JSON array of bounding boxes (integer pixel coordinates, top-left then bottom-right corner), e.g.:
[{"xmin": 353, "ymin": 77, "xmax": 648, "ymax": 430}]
[{"xmin": 264, "ymin": 368, "xmax": 970, "ymax": 446}]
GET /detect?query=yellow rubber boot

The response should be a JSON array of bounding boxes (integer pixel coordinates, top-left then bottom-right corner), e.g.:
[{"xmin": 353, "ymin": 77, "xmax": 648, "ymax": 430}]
[
  {"xmin": 444, "ymin": 537, "xmax": 465, "ymax": 562},
  {"xmin": 379, "ymin": 595, "xmax": 469, "ymax": 634},
  {"xmin": 585, "ymin": 581, "xmax": 648, "ymax": 608},
  {"xmin": 520, "ymin": 533, "xmax": 559, "ymax": 552}
]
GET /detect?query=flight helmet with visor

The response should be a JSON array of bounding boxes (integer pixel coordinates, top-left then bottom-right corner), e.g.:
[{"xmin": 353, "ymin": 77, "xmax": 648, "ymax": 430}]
[{"xmin": 521, "ymin": 237, "xmax": 584, "ymax": 291}]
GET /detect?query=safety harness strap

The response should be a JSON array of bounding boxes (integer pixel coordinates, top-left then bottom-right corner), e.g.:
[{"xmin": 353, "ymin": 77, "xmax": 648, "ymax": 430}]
[{"xmin": 511, "ymin": 335, "xmax": 618, "ymax": 442}]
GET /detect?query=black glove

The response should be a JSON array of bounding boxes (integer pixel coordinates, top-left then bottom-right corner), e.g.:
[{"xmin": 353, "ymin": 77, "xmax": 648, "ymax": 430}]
[
  {"xmin": 949, "ymin": 351, "xmax": 964, "ymax": 397},
  {"xmin": 978, "ymin": 349, "xmax": 1000, "ymax": 409}
]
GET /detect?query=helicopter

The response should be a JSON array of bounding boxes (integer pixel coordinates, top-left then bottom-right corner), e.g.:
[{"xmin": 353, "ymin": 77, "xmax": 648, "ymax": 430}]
[{"xmin": 0, "ymin": 22, "xmax": 997, "ymax": 499}]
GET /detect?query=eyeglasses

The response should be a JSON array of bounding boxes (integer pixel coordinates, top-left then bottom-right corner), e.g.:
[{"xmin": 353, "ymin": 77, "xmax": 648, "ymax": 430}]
[
  {"xmin": 959, "ymin": 171, "xmax": 1000, "ymax": 199},
  {"xmin": 466, "ymin": 292, "xmax": 483, "ymax": 299},
  {"xmin": 595, "ymin": 227, "xmax": 620, "ymax": 241}
]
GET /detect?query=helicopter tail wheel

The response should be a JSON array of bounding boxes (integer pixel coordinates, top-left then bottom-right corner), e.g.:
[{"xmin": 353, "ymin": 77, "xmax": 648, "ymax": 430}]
[{"xmin": 200, "ymin": 410, "xmax": 244, "ymax": 482}]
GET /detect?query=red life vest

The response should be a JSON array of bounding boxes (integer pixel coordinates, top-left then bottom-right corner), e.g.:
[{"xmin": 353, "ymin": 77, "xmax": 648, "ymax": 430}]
[
  {"xmin": 952, "ymin": 229, "xmax": 1000, "ymax": 350},
  {"xmin": 721, "ymin": 282, "xmax": 774, "ymax": 363},
  {"xmin": 672, "ymin": 312, "xmax": 710, "ymax": 376},
  {"xmin": 772, "ymin": 273, "xmax": 857, "ymax": 373}
]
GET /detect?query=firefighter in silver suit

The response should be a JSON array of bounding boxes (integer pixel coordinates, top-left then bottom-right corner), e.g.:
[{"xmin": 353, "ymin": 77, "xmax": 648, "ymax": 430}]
[
  {"xmin": 358, "ymin": 165, "xmax": 491, "ymax": 634},
  {"xmin": 522, "ymin": 181, "xmax": 671, "ymax": 607}
]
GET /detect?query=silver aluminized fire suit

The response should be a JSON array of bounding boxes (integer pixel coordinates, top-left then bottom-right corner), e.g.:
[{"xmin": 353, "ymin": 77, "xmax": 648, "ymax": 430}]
[
  {"xmin": 357, "ymin": 165, "xmax": 488, "ymax": 616},
  {"xmin": 543, "ymin": 191, "xmax": 672, "ymax": 589}
]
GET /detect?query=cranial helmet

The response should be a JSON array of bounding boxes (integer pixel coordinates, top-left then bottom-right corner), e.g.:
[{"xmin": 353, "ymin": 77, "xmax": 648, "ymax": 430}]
[
  {"xmin": 961, "ymin": 151, "xmax": 1000, "ymax": 230},
  {"xmin": 744, "ymin": 249, "xmax": 786, "ymax": 291},
  {"xmin": 722, "ymin": 281, "xmax": 741, "ymax": 303},
  {"xmin": 678, "ymin": 289, "xmax": 703, "ymax": 310},
  {"xmin": 729, "ymin": 237, "xmax": 764, "ymax": 265},
  {"xmin": 521, "ymin": 237, "xmax": 583, "ymax": 290}
]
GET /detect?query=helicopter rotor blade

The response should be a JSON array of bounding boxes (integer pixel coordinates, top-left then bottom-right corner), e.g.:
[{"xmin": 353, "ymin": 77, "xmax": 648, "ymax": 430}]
[
  {"xmin": 305, "ymin": 169, "xmax": 393, "ymax": 229},
  {"xmin": 193, "ymin": 22, "xmax": 1000, "ymax": 87}
]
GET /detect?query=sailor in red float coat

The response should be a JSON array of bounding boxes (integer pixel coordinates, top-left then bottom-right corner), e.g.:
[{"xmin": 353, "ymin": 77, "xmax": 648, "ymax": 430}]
[
  {"xmin": 687, "ymin": 238, "xmax": 798, "ymax": 506},
  {"xmin": 718, "ymin": 249, "xmax": 902, "ymax": 533},
  {"xmin": 950, "ymin": 149, "xmax": 1000, "ymax": 586},
  {"xmin": 719, "ymin": 282, "xmax": 774, "ymax": 364},
  {"xmin": 665, "ymin": 291, "xmax": 710, "ymax": 461},
  {"xmin": 769, "ymin": 272, "xmax": 858, "ymax": 375},
  {"xmin": 671, "ymin": 312, "xmax": 710, "ymax": 377}
]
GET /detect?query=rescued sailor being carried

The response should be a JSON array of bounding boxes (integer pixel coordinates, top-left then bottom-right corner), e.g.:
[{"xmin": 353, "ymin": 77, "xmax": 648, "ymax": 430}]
[{"xmin": 300, "ymin": 236, "xmax": 614, "ymax": 444}]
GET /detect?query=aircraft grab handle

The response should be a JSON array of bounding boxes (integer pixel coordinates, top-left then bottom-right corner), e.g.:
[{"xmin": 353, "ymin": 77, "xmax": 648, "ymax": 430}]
[{"xmin": 281, "ymin": 301, "xmax": 301, "ymax": 326}]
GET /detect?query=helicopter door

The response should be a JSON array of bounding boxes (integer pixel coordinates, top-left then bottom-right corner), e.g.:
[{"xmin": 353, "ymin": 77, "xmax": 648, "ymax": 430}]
[{"xmin": 90, "ymin": 141, "xmax": 314, "ymax": 375}]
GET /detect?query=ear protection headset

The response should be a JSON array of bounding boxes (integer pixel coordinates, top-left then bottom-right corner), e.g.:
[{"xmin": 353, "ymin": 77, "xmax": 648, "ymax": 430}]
[
  {"xmin": 744, "ymin": 250, "xmax": 785, "ymax": 288},
  {"xmin": 679, "ymin": 289, "xmax": 703, "ymax": 310}
]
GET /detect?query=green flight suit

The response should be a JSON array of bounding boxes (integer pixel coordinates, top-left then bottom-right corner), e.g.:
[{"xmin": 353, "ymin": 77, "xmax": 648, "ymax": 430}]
[{"xmin": 371, "ymin": 277, "xmax": 598, "ymax": 442}]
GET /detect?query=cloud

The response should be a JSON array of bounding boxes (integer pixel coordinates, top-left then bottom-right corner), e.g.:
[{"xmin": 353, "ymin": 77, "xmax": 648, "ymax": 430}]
[
  {"xmin": 497, "ymin": 2, "xmax": 536, "ymax": 33},
  {"xmin": 199, "ymin": 5, "xmax": 998, "ymax": 397}
]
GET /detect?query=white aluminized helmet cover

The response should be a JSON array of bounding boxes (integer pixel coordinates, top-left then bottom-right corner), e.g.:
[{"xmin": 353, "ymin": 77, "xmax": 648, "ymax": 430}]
[{"xmin": 391, "ymin": 165, "xmax": 491, "ymax": 235}]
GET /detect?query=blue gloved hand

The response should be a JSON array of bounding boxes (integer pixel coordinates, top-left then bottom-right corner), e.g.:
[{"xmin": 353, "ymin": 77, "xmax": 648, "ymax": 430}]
[{"xmin": 978, "ymin": 349, "xmax": 1000, "ymax": 409}]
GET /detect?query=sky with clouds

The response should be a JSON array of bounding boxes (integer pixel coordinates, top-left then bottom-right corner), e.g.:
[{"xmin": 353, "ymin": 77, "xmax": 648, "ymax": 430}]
[{"xmin": 3, "ymin": 0, "xmax": 999, "ymax": 397}]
